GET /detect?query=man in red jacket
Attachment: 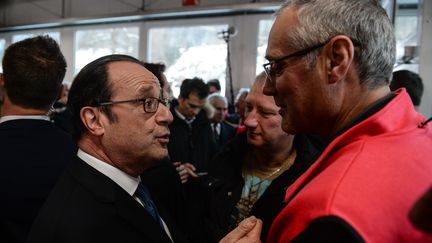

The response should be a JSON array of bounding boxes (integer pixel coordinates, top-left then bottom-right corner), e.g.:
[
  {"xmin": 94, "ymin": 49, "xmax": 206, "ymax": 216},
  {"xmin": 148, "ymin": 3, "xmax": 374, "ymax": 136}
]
[{"xmin": 262, "ymin": 0, "xmax": 432, "ymax": 242}]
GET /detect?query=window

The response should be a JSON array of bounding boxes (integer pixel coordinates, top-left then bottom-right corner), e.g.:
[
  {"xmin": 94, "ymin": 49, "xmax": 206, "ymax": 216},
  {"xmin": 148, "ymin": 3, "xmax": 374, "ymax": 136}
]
[
  {"xmin": 393, "ymin": 0, "xmax": 420, "ymax": 72},
  {"xmin": 12, "ymin": 32, "xmax": 60, "ymax": 43},
  {"xmin": 75, "ymin": 27, "xmax": 139, "ymax": 74},
  {"xmin": 256, "ymin": 19, "xmax": 274, "ymax": 75},
  {"xmin": 148, "ymin": 24, "xmax": 228, "ymax": 98},
  {"xmin": 0, "ymin": 39, "xmax": 6, "ymax": 72}
]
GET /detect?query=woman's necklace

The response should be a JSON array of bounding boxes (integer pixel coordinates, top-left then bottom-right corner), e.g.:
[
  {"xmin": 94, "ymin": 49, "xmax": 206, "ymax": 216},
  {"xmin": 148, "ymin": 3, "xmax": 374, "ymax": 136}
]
[
  {"xmin": 251, "ymin": 165, "xmax": 283, "ymax": 187},
  {"xmin": 235, "ymin": 149, "xmax": 297, "ymax": 225},
  {"xmin": 250, "ymin": 149, "xmax": 297, "ymax": 187}
]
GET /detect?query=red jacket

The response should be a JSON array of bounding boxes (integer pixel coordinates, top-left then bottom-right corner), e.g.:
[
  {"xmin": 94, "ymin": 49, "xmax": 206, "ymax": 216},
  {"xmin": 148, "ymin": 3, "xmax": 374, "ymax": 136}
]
[{"xmin": 268, "ymin": 90, "xmax": 432, "ymax": 242}]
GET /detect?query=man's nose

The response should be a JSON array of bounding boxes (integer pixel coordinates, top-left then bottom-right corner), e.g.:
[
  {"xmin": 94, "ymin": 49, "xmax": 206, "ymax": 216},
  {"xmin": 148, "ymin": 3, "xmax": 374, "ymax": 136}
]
[
  {"xmin": 244, "ymin": 111, "xmax": 258, "ymax": 128},
  {"xmin": 156, "ymin": 104, "xmax": 173, "ymax": 125}
]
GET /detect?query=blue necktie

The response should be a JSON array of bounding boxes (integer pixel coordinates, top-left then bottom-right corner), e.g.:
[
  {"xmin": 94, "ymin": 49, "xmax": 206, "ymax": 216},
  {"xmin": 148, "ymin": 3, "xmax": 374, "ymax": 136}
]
[{"xmin": 135, "ymin": 182, "xmax": 163, "ymax": 228}]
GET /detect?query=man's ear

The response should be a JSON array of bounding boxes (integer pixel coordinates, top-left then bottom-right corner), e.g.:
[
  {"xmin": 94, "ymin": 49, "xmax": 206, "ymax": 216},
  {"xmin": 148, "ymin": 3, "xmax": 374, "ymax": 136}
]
[
  {"xmin": 325, "ymin": 35, "xmax": 355, "ymax": 84},
  {"xmin": 80, "ymin": 106, "xmax": 105, "ymax": 136}
]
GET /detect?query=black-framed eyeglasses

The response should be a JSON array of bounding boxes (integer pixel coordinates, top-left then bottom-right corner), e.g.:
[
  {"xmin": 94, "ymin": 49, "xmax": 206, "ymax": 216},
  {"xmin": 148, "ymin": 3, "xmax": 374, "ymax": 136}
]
[
  {"xmin": 98, "ymin": 96, "xmax": 170, "ymax": 113},
  {"xmin": 263, "ymin": 42, "xmax": 327, "ymax": 81},
  {"xmin": 263, "ymin": 38, "xmax": 361, "ymax": 82}
]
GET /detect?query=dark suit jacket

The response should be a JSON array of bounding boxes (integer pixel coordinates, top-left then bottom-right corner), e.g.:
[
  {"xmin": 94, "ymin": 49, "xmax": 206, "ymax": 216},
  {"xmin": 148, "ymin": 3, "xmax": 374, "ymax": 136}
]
[
  {"xmin": 0, "ymin": 119, "xmax": 76, "ymax": 243},
  {"xmin": 168, "ymin": 102, "xmax": 217, "ymax": 173},
  {"xmin": 212, "ymin": 121, "xmax": 236, "ymax": 152},
  {"xmin": 27, "ymin": 157, "xmax": 190, "ymax": 243},
  {"xmin": 142, "ymin": 159, "xmax": 207, "ymax": 243}
]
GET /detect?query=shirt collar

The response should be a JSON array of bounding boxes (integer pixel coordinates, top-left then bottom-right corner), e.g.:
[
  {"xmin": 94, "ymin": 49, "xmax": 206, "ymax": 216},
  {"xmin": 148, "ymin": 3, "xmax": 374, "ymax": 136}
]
[
  {"xmin": 174, "ymin": 107, "xmax": 195, "ymax": 124},
  {"xmin": 0, "ymin": 115, "xmax": 50, "ymax": 124},
  {"xmin": 77, "ymin": 149, "xmax": 140, "ymax": 196}
]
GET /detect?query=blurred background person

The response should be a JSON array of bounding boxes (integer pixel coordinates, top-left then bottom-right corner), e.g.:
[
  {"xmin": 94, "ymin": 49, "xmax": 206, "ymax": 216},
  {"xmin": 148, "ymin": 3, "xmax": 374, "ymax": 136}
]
[
  {"xmin": 168, "ymin": 77, "xmax": 216, "ymax": 179},
  {"xmin": 167, "ymin": 77, "xmax": 217, "ymax": 242},
  {"xmin": 50, "ymin": 82, "xmax": 73, "ymax": 133},
  {"xmin": 204, "ymin": 73, "xmax": 320, "ymax": 242},
  {"xmin": 390, "ymin": 69, "xmax": 424, "ymax": 110},
  {"xmin": 207, "ymin": 93, "xmax": 236, "ymax": 152},
  {"xmin": 207, "ymin": 79, "xmax": 221, "ymax": 94},
  {"xmin": 226, "ymin": 88, "xmax": 249, "ymax": 134}
]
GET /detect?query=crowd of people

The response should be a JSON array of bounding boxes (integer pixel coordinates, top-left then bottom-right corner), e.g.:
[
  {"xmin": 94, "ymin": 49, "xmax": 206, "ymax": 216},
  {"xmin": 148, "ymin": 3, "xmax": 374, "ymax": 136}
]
[{"xmin": 1, "ymin": 0, "xmax": 431, "ymax": 242}]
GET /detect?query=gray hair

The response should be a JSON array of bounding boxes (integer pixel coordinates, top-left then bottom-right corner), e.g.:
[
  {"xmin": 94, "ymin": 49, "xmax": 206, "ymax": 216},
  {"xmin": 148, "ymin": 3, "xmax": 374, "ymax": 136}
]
[
  {"xmin": 277, "ymin": 0, "xmax": 395, "ymax": 88},
  {"xmin": 235, "ymin": 88, "xmax": 250, "ymax": 103},
  {"xmin": 208, "ymin": 93, "xmax": 228, "ymax": 106}
]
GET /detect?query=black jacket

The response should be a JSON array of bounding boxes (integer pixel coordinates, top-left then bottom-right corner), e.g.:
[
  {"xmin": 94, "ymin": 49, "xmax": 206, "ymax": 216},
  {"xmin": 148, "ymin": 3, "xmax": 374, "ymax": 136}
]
[
  {"xmin": 205, "ymin": 132, "xmax": 321, "ymax": 242},
  {"xmin": 28, "ymin": 157, "xmax": 189, "ymax": 243},
  {"xmin": 211, "ymin": 121, "xmax": 236, "ymax": 152},
  {"xmin": 0, "ymin": 119, "xmax": 76, "ymax": 243},
  {"xmin": 168, "ymin": 101, "xmax": 217, "ymax": 172}
]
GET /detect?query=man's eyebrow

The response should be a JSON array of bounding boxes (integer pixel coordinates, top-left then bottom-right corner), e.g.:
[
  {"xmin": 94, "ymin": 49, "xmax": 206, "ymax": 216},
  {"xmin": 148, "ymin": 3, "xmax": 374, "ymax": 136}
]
[
  {"xmin": 136, "ymin": 85, "xmax": 155, "ymax": 97},
  {"xmin": 258, "ymin": 104, "xmax": 278, "ymax": 113}
]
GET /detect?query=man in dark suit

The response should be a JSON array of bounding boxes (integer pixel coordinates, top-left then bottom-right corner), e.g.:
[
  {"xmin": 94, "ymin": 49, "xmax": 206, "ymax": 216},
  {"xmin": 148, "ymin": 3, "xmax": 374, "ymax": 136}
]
[
  {"xmin": 207, "ymin": 93, "xmax": 236, "ymax": 152},
  {"xmin": 0, "ymin": 36, "xmax": 76, "ymax": 243},
  {"xmin": 27, "ymin": 54, "xmax": 189, "ymax": 243}
]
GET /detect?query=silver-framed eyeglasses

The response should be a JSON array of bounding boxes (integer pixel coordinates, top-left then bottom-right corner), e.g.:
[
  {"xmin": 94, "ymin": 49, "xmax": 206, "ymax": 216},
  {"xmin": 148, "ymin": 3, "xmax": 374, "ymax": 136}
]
[{"xmin": 98, "ymin": 96, "xmax": 170, "ymax": 113}]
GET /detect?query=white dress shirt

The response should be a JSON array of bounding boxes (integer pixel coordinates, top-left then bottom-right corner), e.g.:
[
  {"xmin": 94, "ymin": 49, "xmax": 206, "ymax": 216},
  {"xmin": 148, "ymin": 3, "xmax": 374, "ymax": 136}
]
[{"xmin": 0, "ymin": 115, "xmax": 50, "ymax": 124}]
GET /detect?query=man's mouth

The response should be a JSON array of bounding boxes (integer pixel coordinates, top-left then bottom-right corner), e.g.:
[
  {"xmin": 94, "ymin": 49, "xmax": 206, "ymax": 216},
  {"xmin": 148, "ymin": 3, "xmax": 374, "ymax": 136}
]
[{"xmin": 156, "ymin": 133, "xmax": 170, "ymax": 144}]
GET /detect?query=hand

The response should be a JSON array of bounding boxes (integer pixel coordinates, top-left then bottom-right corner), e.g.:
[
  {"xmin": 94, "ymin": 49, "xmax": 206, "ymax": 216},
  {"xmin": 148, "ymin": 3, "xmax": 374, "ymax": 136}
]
[
  {"xmin": 219, "ymin": 216, "xmax": 262, "ymax": 243},
  {"xmin": 173, "ymin": 162, "xmax": 198, "ymax": 184}
]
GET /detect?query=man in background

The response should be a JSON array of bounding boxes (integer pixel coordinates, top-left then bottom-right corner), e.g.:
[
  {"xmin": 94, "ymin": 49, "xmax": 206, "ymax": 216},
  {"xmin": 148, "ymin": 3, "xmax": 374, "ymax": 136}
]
[
  {"xmin": 50, "ymin": 82, "xmax": 73, "ymax": 133},
  {"xmin": 207, "ymin": 79, "xmax": 221, "ymax": 94},
  {"xmin": 168, "ymin": 77, "xmax": 216, "ymax": 180},
  {"xmin": 226, "ymin": 88, "xmax": 249, "ymax": 134},
  {"xmin": 390, "ymin": 69, "xmax": 424, "ymax": 110},
  {"xmin": 207, "ymin": 93, "xmax": 236, "ymax": 152},
  {"xmin": 0, "ymin": 35, "xmax": 76, "ymax": 243}
]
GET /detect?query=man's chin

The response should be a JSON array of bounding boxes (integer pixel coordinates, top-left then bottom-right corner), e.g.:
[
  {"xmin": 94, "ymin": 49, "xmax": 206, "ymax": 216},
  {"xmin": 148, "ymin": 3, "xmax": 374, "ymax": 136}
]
[
  {"xmin": 145, "ymin": 153, "xmax": 169, "ymax": 168},
  {"xmin": 247, "ymin": 137, "xmax": 263, "ymax": 147}
]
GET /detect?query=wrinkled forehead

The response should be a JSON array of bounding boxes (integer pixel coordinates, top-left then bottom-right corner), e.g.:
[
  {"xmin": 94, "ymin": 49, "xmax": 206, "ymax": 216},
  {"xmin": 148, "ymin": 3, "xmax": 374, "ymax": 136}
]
[
  {"xmin": 211, "ymin": 98, "xmax": 228, "ymax": 108},
  {"xmin": 107, "ymin": 61, "xmax": 160, "ymax": 97},
  {"xmin": 248, "ymin": 77, "xmax": 275, "ymax": 103}
]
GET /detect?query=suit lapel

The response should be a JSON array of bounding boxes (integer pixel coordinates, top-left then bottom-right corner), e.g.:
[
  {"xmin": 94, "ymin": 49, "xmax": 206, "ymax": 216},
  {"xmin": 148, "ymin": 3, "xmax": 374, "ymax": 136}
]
[
  {"xmin": 157, "ymin": 206, "xmax": 190, "ymax": 243},
  {"xmin": 115, "ymin": 193, "xmax": 173, "ymax": 243},
  {"xmin": 69, "ymin": 158, "xmax": 173, "ymax": 243}
]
